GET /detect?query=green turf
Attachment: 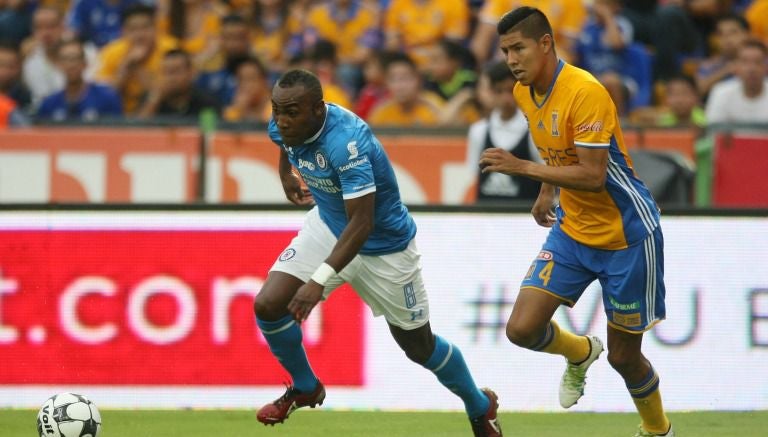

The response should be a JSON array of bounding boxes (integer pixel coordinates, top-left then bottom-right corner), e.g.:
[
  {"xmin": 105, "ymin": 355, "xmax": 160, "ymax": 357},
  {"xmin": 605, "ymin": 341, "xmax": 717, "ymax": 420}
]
[{"xmin": 5, "ymin": 409, "xmax": 766, "ymax": 436}]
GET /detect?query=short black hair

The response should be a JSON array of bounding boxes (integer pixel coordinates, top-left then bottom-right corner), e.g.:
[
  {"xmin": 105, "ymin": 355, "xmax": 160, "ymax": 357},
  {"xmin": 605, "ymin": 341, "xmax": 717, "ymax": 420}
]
[
  {"xmin": 382, "ymin": 51, "xmax": 417, "ymax": 72},
  {"xmin": 121, "ymin": 4, "xmax": 156, "ymax": 26},
  {"xmin": 309, "ymin": 39, "xmax": 337, "ymax": 64},
  {"xmin": 496, "ymin": 6, "xmax": 553, "ymax": 42},
  {"xmin": 665, "ymin": 73, "xmax": 697, "ymax": 91},
  {"xmin": 221, "ymin": 13, "xmax": 247, "ymax": 27},
  {"xmin": 716, "ymin": 13, "xmax": 750, "ymax": 32},
  {"xmin": 740, "ymin": 38, "xmax": 768, "ymax": 57},
  {"xmin": 485, "ymin": 61, "xmax": 515, "ymax": 86},
  {"xmin": 233, "ymin": 55, "xmax": 268, "ymax": 78},
  {"xmin": 276, "ymin": 69, "xmax": 324, "ymax": 102},
  {"xmin": 163, "ymin": 48, "xmax": 192, "ymax": 67}
]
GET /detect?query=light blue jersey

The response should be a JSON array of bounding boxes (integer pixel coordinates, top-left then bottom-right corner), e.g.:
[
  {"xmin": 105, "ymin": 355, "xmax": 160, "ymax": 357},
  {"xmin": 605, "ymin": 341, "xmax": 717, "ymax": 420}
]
[{"xmin": 268, "ymin": 103, "xmax": 416, "ymax": 255}]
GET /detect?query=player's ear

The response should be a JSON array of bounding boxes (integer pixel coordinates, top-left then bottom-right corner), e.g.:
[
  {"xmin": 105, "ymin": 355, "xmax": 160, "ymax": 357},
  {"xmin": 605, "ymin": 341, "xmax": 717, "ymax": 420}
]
[
  {"xmin": 540, "ymin": 33, "xmax": 554, "ymax": 54},
  {"xmin": 313, "ymin": 99, "xmax": 325, "ymax": 116}
]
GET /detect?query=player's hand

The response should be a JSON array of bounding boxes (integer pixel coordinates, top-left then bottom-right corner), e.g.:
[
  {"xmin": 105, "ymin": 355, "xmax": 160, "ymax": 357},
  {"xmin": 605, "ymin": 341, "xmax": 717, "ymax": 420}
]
[
  {"xmin": 288, "ymin": 281, "xmax": 324, "ymax": 322},
  {"xmin": 479, "ymin": 148, "xmax": 527, "ymax": 176},
  {"xmin": 532, "ymin": 192, "xmax": 556, "ymax": 228},
  {"xmin": 281, "ymin": 172, "xmax": 314, "ymax": 206}
]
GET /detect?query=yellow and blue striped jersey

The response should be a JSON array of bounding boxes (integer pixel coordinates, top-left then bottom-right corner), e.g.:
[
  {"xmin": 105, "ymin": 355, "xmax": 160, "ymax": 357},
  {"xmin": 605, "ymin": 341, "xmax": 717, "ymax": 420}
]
[{"xmin": 513, "ymin": 61, "xmax": 660, "ymax": 250}]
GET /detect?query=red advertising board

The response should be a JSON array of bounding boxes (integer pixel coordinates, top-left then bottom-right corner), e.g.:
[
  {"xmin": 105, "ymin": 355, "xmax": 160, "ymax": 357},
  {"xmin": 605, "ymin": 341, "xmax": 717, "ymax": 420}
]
[
  {"xmin": 713, "ymin": 134, "xmax": 768, "ymax": 207},
  {"xmin": 0, "ymin": 229, "xmax": 365, "ymax": 385}
]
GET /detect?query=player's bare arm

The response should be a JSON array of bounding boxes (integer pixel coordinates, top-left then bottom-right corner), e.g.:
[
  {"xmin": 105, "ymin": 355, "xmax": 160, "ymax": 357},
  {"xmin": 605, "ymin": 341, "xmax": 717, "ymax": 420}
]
[
  {"xmin": 279, "ymin": 149, "xmax": 314, "ymax": 206},
  {"xmin": 287, "ymin": 193, "xmax": 375, "ymax": 322},
  {"xmin": 479, "ymin": 146, "xmax": 608, "ymax": 192}
]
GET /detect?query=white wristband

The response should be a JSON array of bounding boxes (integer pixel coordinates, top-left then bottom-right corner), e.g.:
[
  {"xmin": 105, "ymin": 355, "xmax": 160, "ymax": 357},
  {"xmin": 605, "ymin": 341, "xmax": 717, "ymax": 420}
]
[{"xmin": 310, "ymin": 262, "xmax": 337, "ymax": 286}]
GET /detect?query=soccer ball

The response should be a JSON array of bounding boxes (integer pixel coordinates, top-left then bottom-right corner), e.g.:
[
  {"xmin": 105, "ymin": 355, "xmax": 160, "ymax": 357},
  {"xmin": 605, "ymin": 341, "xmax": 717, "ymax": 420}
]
[{"xmin": 37, "ymin": 393, "xmax": 102, "ymax": 437}]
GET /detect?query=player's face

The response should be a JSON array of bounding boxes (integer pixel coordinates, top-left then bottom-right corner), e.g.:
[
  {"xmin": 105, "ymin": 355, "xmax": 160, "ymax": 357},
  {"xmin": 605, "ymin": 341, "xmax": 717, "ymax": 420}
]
[
  {"xmin": 499, "ymin": 30, "xmax": 548, "ymax": 87},
  {"xmin": 271, "ymin": 84, "xmax": 325, "ymax": 146}
]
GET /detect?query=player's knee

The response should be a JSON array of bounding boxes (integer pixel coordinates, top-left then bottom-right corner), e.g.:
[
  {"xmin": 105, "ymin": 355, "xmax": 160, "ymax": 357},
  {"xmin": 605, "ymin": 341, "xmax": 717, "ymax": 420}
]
[
  {"xmin": 402, "ymin": 346, "xmax": 431, "ymax": 365},
  {"xmin": 253, "ymin": 291, "xmax": 278, "ymax": 320},
  {"xmin": 607, "ymin": 348, "xmax": 641, "ymax": 375},
  {"xmin": 505, "ymin": 322, "xmax": 538, "ymax": 348}
]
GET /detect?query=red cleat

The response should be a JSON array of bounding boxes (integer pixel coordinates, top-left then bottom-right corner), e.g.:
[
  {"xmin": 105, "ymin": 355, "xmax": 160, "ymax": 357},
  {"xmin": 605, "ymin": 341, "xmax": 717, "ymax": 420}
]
[
  {"xmin": 470, "ymin": 388, "xmax": 503, "ymax": 436},
  {"xmin": 256, "ymin": 382, "xmax": 326, "ymax": 425}
]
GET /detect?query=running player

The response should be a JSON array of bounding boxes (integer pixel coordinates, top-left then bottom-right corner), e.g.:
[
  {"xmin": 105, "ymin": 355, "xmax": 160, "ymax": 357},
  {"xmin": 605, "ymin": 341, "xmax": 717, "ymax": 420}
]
[
  {"xmin": 254, "ymin": 69, "xmax": 502, "ymax": 437},
  {"xmin": 479, "ymin": 7, "xmax": 674, "ymax": 437}
]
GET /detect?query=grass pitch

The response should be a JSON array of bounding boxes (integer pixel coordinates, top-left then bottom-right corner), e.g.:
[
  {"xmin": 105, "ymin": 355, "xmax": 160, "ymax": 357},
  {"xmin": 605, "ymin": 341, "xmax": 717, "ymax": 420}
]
[{"xmin": 5, "ymin": 409, "xmax": 766, "ymax": 436}]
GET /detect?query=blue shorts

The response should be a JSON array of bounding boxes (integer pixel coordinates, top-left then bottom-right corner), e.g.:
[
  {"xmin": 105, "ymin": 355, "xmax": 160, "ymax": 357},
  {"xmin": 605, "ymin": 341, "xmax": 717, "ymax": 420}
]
[{"xmin": 521, "ymin": 226, "xmax": 666, "ymax": 333}]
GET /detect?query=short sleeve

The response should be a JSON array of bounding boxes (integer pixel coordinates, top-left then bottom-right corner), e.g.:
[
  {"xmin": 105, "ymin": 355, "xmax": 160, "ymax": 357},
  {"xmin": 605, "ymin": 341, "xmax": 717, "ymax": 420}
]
[
  {"xmin": 571, "ymin": 82, "xmax": 616, "ymax": 148},
  {"xmin": 328, "ymin": 129, "xmax": 377, "ymax": 200}
]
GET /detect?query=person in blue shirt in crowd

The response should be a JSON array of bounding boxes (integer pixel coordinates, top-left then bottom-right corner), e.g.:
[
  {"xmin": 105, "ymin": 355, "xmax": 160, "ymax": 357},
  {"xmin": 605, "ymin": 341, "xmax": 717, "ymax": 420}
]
[
  {"xmin": 36, "ymin": 38, "xmax": 122, "ymax": 121},
  {"xmin": 66, "ymin": 0, "xmax": 147, "ymax": 48},
  {"xmin": 196, "ymin": 14, "xmax": 254, "ymax": 106},
  {"xmin": 253, "ymin": 69, "xmax": 502, "ymax": 437}
]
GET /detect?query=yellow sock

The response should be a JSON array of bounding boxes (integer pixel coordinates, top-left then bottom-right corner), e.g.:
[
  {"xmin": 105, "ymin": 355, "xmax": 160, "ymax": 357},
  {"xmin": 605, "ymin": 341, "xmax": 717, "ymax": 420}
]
[
  {"xmin": 633, "ymin": 389, "xmax": 670, "ymax": 434},
  {"xmin": 539, "ymin": 320, "xmax": 590, "ymax": 363}
]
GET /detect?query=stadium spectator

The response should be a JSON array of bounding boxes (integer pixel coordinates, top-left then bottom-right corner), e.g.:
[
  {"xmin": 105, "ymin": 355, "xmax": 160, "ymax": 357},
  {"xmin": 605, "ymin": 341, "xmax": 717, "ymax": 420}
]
[
  {"xmin": 705, "ymin": 39, "xmax": 768, "ymax": 124},
  {"xmin": 694, "ymin": 14, "xmax": 751, "ymax": 98},
  {"xmin": 353, "ymin": 49, "xmax": 390, "ymax": 120},
  {"xmin": 0, "ymin": 41, "xmax": 31, "ymax": 111},
  {"xmin": 0, "ymin": 0, "xmax": 33, "ymax": 45},
  {"xmin": 303, "ymin": 39, "xmax": 353, "ymax": 108},
  {"xmin": 254, "ymin": 68, "xmax": 502, "ymax": 437},
  {"xmin": 471, "ymin": 0, "xmax": 587, "ymax": 67},
  {"xmin": 368, "ymin": 51, "xmax": 443, "ymax": 127},
  {"xmin": 304, "ymin": 0, "xmax": 381, "ymax": 94},
  {"xmin": 632, "ymin": 74, "xmax": 707, "ymax": 128},
  {"xmin": 241, "ymin": 0, "xmax": 303, "ymax": 78},
  {"xmin": 485, "ymin": 8, "xmax": 675, "ymax": 437},
  {"xmin": 95, "ymin": 4, "xmax": 178, "ymax": 115},
  {"xmin": 136, "ymin": 48, "xmax": 220, "ymax": 119},
  {"xmin": 196, "ymin": 13, "xmax": 254, "ymax": 106},
  {"xmin": 157, "ymin": 0, "xmax": 221, "ymax": 68},
  {"xmin": 574, "ymin": 0, "xmax": 652, "ymax": 116},
  {"xmin": 36, "ymin": 39, "xmax": 123, "ymax": 122},
  {"xmin": 66, "ymin": 0, "xmax": 147, "ymax": 48},
  {"xmin": 383, "ymin": 0, "xmax": 470, "ymax": 70},
  {"xmin": 425, "ymin": 39, "xmax": 477, "ymax": 102},
  {"xmin": 23, "ymin": 6, "xmax": 98, "ymax": 108},
  {"xmin": 745, "ymin": 0, "xmax": 768, "ymax": 44},
  {"xmin": 620, "ymin": 0, "xmax": 700, "ymax": 80},
  {"xmin": 467, "ymin": 61, "xmax": 540, "ymax": 203},
  {"xmin": 222, "ymin": 56, "xmax": 271, "ymax": 123}
]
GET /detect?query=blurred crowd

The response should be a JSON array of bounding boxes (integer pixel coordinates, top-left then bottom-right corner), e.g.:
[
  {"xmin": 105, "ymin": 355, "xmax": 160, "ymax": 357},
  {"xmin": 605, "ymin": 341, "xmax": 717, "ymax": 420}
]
[{"xmin": 0, "ymin": 0, "xmax": 766, "ymax": 129}]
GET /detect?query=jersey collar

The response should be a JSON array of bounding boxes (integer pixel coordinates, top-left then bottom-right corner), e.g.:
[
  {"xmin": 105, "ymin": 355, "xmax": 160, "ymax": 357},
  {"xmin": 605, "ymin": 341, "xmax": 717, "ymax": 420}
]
[{"xmin": 529, "ymin": 59, "xmax": 565, "ymax": 109}]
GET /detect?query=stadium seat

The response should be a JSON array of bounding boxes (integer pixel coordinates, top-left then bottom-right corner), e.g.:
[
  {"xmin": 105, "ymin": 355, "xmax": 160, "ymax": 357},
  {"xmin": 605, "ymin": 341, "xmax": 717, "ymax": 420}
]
[{"xmin": 628, "ymin": 149, "xmax": 695, "ymax": 205}]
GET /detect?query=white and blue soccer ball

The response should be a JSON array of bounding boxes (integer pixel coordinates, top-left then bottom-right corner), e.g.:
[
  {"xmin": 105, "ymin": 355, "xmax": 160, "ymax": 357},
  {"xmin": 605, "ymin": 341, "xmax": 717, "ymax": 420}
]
[{"xmin": 37, "ymin": 392, "xmax": 102, "ymax": 437}]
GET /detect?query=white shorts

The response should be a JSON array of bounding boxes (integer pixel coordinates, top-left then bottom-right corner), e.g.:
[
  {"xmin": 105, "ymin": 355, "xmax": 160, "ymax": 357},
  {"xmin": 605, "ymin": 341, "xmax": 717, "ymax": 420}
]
[{"xmin": 270, "ymin": 207, "xmax": 430, "ymax": 330}]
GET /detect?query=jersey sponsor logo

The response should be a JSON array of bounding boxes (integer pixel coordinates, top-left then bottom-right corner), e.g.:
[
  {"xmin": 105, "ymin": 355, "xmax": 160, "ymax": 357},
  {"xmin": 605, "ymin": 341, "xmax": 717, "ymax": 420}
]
[
  {"xmin": 315, "ymin": 151, "xmax": 327, "ymax": 169},
  {"xmin": 612, "ymin": 311, "xmax": 642, "ymax": 327},
  {"xmin": 609, "ymin": 296, "xmax": 640, "ymax": 311},
  {"xmin": 302, "ymin": 174, "xmax": 342, "ymax": 193},
  {"xmin": 279, "ymin": 248, "xmax": 296, "ymax": 261},
  {"xmin": 338, "ymin": 156, "xmax": 369, "ymax": 173},
  {"xmin": 536, "ymin": 250, "xmax": 553, "ymax": 261},
  {"xmin": 537, "ymin": 120, "xmax": 545, "ymax": 130},
  {"xmin": 297, "ymin": 158, "xmax": 316, "ymax": 171},
  {"xmin": 347, "ymin": 141, "xmax": 359, "ymax": 159},
  {"xmin": 551, "ymin": 110, "xmax": 560, "ymax": 137},
  {"xmin": 575, "ymin": 121, "xmax": 603, "ymax": 133}
]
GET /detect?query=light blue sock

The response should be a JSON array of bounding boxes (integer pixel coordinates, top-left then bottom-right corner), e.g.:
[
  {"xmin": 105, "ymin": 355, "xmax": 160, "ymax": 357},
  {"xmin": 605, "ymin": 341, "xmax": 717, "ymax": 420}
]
[
  {"xmin": 423, "ymin": 335, "xmax": 489, "ymax": 418},
  {"xmin": 257, "ymin": 315, "xmax": 318, "ymax": 393}
]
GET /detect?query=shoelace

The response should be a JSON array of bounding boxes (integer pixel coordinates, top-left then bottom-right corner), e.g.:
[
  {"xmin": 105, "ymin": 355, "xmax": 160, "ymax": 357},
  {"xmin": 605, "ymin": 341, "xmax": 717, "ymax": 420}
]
[{"xmin": 562, "ymin": 362, "xmax": 588, "ymax": 391}]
